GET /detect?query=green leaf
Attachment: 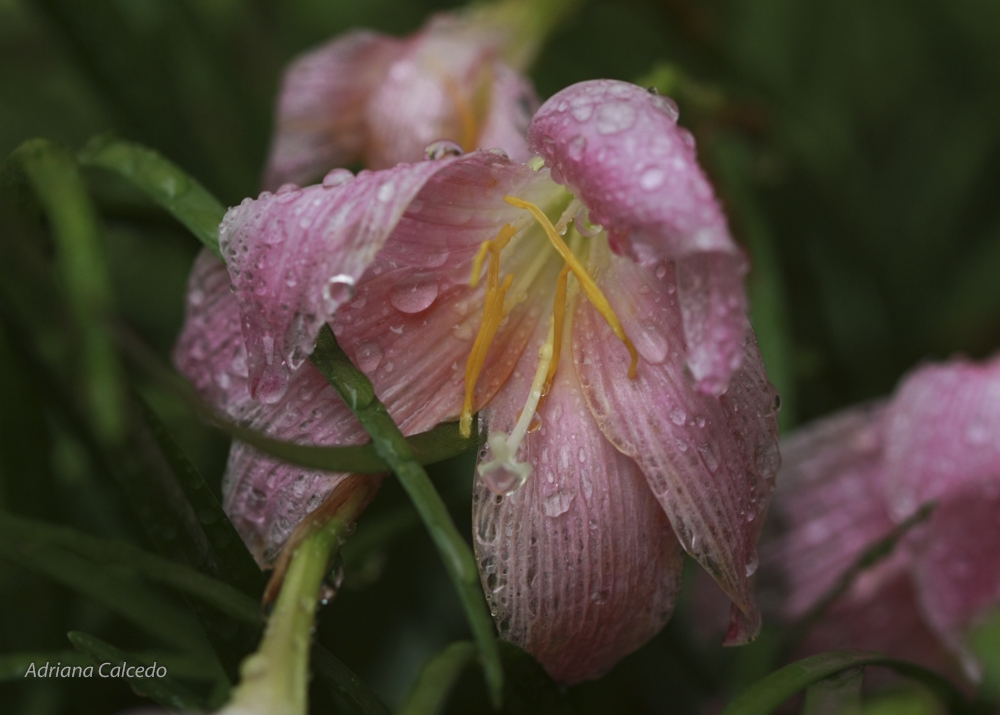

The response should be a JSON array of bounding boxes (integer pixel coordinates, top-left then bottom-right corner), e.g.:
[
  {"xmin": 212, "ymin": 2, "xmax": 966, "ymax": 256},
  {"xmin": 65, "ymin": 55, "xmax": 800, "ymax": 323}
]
[
  {"xmin": 802, "ymin": 666, "xmax": 863, "ymax": 715},
  {"xmin": 496, "ymin": 641, "xmax": 574, "ymax": 715},
  {"xmin": 309, "ymin": 325, "xmax": 504, "ymax": 709},
  {"xmin": 399, "ymin": 641, "xmax": 477, "ymax": 715},
  {"xmin": 77, "ymin": 135, "xmax": 226, "ymax": 258},
  {"xmin": 67, "ymin": 631, "xmax": 206, "ymax": 711},
  {"xmin": 0, "ymin": 513, "xmax": 262, "ymax": 626},
  {"xmin": 720, "ymin": 651, "xmax": 971, "ymax": 715},
  {"xmin": 135, "ymin": 396, "xmax": 265, "ymax": 599},
  {"xmin": 5, "ymin": 138, "xmax": 126, "ymax": 443},
  {"xmin": 312, "ymin": 644, "xmax": 392, "ymax": 715},
  {"xmin": 0, "ymin": 530, "xmax": 206, "ymax": 653}
]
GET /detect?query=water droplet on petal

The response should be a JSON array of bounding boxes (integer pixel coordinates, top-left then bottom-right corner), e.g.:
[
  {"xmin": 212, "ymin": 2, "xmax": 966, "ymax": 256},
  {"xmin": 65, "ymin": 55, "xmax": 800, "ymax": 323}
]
[
  {"xmin": 488, "ymin": 147, "xmax": 509, "ymax": 158},
  {"xmin": 355, "ymin": 343, "xmax": 383, "ymax": 373},
  {"xmin": 595, "ymin": 101, "xmax": 637, "ymax": 135},
  {"xmin": 276, "ymin": 182, "xmax": 298, "ymax": 195},
  {"xmin": 640, "ymin": 167, "xmax": 666, "ymax": 190},
  {"xmin": 322, "ymin": 168, "xmax": 354, "ymax": 188},
  {"xmin": 669, "ymin": 407, "xmax": 686, "ymax": 425},
  {"xmin": 566, "ymin": 135, "xmax": 586, "ymax": 160},
  {"xmin": 424, "ymin": 140, "xmax": 464, "ymax": 160},
  {"xmin": 376, "ymin": 182, "xmax": 396, "ymax": 202},
  {"xmin": 389, "ymin": 278, "xmax": 439, "ymax": 313},
  {"xmin": 322, "ymin": 274, "xmax": 356, "ymax": 308},
  {"xmin": 655, "ymin": 264, "xmax": 668, "ymax": 280},
  {"xmin": 650, "ymin": 94, "xmax": 680, "ymax": 122},
  {"xmin": 570, "ymin": 102, "xmax": 593, "ymax": 122},
  {"xmin": 745, "ymin": 550, "xmax": 759, "ymax": 577},
  {"xmin": 542, "ymin": 489, "xmax": 574, "ymax": 517},
  {"xmin": 679, "ymin": 128, "xmax": 696, "ymax": 149}
]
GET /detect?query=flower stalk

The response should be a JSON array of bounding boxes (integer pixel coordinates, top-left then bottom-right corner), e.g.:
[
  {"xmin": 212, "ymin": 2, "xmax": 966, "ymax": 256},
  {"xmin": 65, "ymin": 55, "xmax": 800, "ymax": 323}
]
[{"xmin": 221, "ymin": 480, "xmax": 373, "ymax": 715}]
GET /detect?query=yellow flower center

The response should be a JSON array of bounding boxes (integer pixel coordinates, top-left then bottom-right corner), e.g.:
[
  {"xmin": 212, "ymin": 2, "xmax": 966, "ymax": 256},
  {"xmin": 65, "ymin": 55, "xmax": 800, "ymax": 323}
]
[{"xmin": 458, "ymin": 195, "xmax": 639, "ymax": 489}]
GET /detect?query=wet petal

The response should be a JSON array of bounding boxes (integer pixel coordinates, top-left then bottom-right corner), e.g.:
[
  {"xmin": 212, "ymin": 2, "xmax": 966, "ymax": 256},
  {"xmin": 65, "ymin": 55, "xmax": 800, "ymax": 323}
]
[
  {"xmin": 221, "ymin": 364, "xmax": 369, "ymax": 567},
  {"xmin": 795, "ymin": 559, "xmax": 960, "ymax": 681},
  {"xmin": 676, "ymin": 252, "xmax": 749, "ymax": 394},
  {"xmin": 172, "ymin": 249, "xmax": 255, "ymax": 419},
  {"xmin": 220, "ymin": 158, "xmax": 453, "ymax": 403},
  {"xmin": 365, "ymin": 15, "xmax": 527, "ymax": 168},
  {"xmin": 529, "ymin": 80, "xmax": 748, "ymax": 391},
  {"xmin": 473, "ymin": 322, "xmax": 684, "ymax": 684},
  {"xmin": 908, "ymin": 486, "xmax": 1000, "ymax": 669},
  {"xmin": 882, "ymin": 354, "xmax": 1000, "ymax": 521},
  {"xmin": 572, "ymin": 251, "xmax": 780, "ymax": 643},
  {"xmin": 475, "ymin": 63, "xmax": 537, "ymax": 163},
  {"xmin": 261, "ymin": 31, "xmax": 406, "ymax": 190},
  {"xmin": 760, "ymin": 402, "xmax": 892, "ymax": 619}
]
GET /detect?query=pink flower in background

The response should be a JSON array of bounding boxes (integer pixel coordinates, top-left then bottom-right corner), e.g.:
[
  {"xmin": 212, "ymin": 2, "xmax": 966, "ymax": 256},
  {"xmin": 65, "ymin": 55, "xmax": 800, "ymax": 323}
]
[
  {"xmin": 175, "ymin": 79, "xmax": 780, "ymax": 683},
  {"xmin": 260, "ymin": 11, "xmax": 539, "ymax": 190},
  {"xmin": 760, "ymin": 353, "xmax": 1000, "ymax": 680}
]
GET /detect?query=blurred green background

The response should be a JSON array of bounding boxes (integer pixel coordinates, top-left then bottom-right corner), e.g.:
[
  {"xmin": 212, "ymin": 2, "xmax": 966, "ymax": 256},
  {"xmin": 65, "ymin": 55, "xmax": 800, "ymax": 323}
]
[{"xmin": 1, "ymin": 0, "xmax": 998, "ymax": 713}]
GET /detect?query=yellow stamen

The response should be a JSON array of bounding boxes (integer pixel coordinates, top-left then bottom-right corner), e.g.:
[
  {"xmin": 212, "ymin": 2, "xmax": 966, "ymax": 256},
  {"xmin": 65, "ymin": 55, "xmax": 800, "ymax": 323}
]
[
  {"xmin": 539, "ymin": 264, "xmax": 572, "ymax": 406},
  {"xmin": 460, "ymin": 225, "xmax": 518, "ymax": 438},
  {"xmin": 504, "ymin": 196, "xmax": 639, "ymax": 379}
]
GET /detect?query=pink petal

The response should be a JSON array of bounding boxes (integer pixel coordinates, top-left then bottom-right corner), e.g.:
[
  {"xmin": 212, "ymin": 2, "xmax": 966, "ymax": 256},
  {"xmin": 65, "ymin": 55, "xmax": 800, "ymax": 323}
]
[
  {"xmin": 760, "ymin": 402, "xmax": 893, "ymax": 618},
  {"xmin": 908, "ymin": 486, "xmax": 1000, "ymax": 668},
  {"xmin": 364, "ymin": 15, "xmax": 530, "ymax": 168},
  {"xmin": 220, "ymin": 159, "xmax": 454, "ymax": 404},
  {"xmin": 473, "ymin": 323, "xmax": 684, "ymax": 684},
  {"xmin": 261, "ymin": 31, "xmax": 406, "ymax": 190},
  {"xmin": 571, "ymin": 251, "xmax": 780, "ymax": 643},
  {"xmin": 795, "ymin": 559, "xmax": 961, "ymax": 682},
  {"xmin": 882, "ymin": 354, "xmax": 1000, "ymax": 521},
  {"xmin": 172, "ymin": 249, "xmax": 255, "ymax": 419},
  {"xmin": 475, "ymin": 63, "xmax": 537, "ymax": 163},
  {"xmin": 222, "ymin": 363, "xmax": 369, "ymax": 566},
  {"xmin": 529, "ymin": 79, "xmax": 748, "ymax": 392}
]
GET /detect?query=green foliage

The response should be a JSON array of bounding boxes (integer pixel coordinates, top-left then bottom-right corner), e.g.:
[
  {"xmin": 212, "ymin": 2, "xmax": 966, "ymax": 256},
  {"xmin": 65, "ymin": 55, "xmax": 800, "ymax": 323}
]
[{"xmin": 2, "ymin": 0, "xmax": 999, "ymax": 713}]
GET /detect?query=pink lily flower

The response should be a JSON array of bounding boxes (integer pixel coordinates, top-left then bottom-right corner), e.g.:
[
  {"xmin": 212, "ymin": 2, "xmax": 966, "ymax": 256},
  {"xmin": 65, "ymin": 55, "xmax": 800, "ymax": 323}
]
[
  {"xmin": 175, "ymin": 79, "xmax": 781, "ymax": 682},
  {"xmin": 260, "ymin": 11, "xmax": 540, "ymax": 190},
  {"xmin": 759, "ymin": 353, "xmax": 1000, "ymax": 681}
]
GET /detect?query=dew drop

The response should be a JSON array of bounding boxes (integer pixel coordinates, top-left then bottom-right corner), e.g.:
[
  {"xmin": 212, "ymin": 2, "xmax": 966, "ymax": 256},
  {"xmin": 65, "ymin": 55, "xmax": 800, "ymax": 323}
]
[
  {"xmin": 376, "ymin": 182, "xmax": 396, "ymax": 203},
  {"xmin": 389, "ymin": 278, "xmax": 439, "ymax": 313},
  {"xmin": 640, "ymin": 167, "xmax": 666, "ymax": 190},
  {"xmin": 488, "ymin": 147, "xmax": 509, "ymax": 159},
  {"xmin": 276, "ymin": 182, "xmax": 298, "ymax": 195},
  {"xmin": 566, "ymin": 135, "xmax": 586, "ymax": 160},
  {"xmin": 650, "ymin": 94, "xmax": 680, "ymax": 122},
  {"xmin": 655, "ymin": 264, "xmax": 668, "ymax": 280},
  {"xmin": 570, "ymin": 102, "xmax": 593, "ymax": 122},
  {"xmin": 322, "ymin": 274, "xmax": 356, "ymax": 307},
  {"xmin": 542, "ymin": 489, "xmax": 574, "ymax": 517},
  {"xmin": 322, "ymin": 168, "xmax": 354, "ymax": 188},
  {"xmin": 483, "ymin": 468, "xmax": 527, "ymax": 496},
  {"xmin": 595, "ymin": 101, "xmax": 637, "ymax": 135},
  {"xmin": 745, "ymin": 550, "xmax": 759, "ymax": 577},
  {"xmin": 424, "ymin": 140, "xmax": 464, "ymax": 160},
  {"xmin": 573, "ymin": 206, "xmax": 603, "ymax": 237},
  {"xmin": 669, "ymin": 407, "xmax": 686, "ymax": 425}
]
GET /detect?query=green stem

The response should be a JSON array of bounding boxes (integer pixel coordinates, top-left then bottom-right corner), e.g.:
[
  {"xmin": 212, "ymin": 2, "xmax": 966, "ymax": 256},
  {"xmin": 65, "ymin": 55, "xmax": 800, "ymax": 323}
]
[
  {"xmin": 224, "ymin": 484, "xmax": 370, "ymax": 715},
  {"xmin": 310, "ymin": 325, "xmax": 504, "ymax": 709}
]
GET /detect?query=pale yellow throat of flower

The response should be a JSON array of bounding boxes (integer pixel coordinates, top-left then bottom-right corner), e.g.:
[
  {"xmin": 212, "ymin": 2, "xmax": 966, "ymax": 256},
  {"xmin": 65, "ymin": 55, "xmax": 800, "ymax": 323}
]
[{"xmin": 458, "ymin": 195, "xmax": 639, "ymax": 486}]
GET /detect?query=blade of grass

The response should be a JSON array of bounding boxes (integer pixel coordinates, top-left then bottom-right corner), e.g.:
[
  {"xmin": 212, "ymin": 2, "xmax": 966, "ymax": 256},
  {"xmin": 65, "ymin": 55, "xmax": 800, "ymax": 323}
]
[
  {"xmin": 78, "ymin": 135, "xmax": 226, "ymax": 258},
  {"xmin": 802, "ymin": 666, "xmax": 863, "ymax": 715},
  {"xmin": 5, "ymin": 138, "xmax": 125, "ymax": 444},
  {"xmin": 311, "ymin": 644, "xmax": 392, "ymax": 715},
  {"xmin": 0, "ymin": 513, "xmax": 261, "ymax": 626},
  {"xmin": 719, "ymin": 650, "xmax": 970, "ymax": 715},
  {"xmin": 136, "ymin": 395, "xmax": 265, "ymax": 599},
  {"xmin": 68, "ymin": 631, "xmax": 206, "ymax": 711},
  {"xmin": 0, "ymin": 534, "xmax": 205, "ymax": 652},
  {"xmin": 310, "ymin": 325, "xmax": 503, "ymax": 708},
  {"xmin": 399, "ymin": 641, "xmax": 477, "ymax": 715}
]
